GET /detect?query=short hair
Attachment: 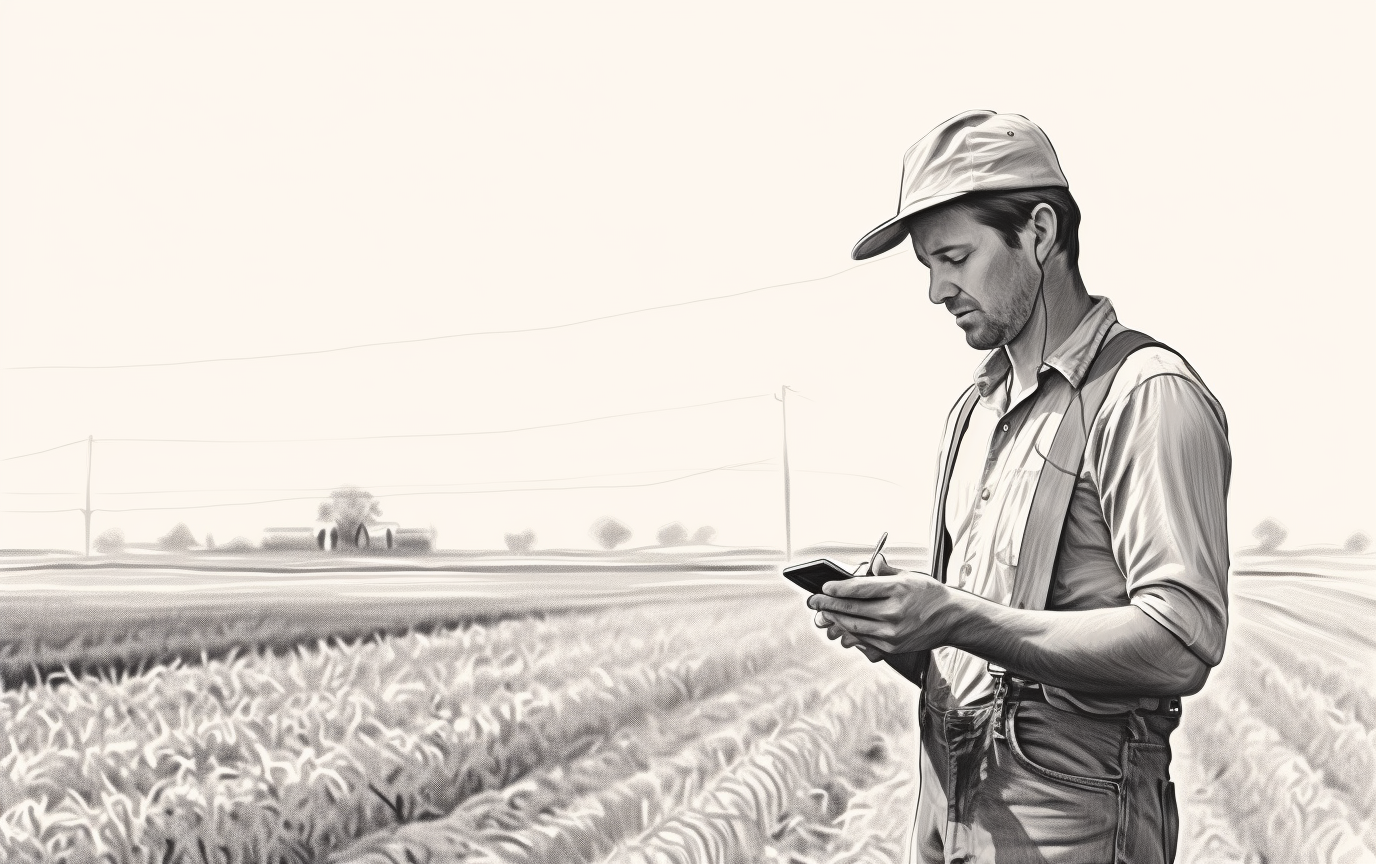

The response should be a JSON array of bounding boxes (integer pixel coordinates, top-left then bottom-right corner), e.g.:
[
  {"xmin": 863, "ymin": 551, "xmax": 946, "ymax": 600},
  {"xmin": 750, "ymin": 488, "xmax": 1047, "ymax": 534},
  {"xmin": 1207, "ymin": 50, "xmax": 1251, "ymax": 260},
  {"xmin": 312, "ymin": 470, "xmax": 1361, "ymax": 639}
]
[{"xmin": 916, "ymin": 186, "xmax": 1082, "ymax": 268}]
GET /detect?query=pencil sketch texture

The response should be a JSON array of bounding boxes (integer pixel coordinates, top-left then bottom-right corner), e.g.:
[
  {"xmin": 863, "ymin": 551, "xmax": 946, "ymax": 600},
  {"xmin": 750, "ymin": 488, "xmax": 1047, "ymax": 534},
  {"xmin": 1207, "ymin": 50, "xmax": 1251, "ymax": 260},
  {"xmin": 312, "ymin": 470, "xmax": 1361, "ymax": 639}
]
[{"xmin": 1, "ymin": 5, "xmax": 1373, "ymax": 864}]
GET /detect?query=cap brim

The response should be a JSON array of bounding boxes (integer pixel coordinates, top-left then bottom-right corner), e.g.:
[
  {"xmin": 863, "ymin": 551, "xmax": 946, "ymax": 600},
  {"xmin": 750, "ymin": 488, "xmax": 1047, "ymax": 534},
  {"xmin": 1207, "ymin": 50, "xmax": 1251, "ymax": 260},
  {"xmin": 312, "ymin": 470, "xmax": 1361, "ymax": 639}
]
[{"xmin": 850, "ymin": 191, "xmax": 971, "ymax": 260}]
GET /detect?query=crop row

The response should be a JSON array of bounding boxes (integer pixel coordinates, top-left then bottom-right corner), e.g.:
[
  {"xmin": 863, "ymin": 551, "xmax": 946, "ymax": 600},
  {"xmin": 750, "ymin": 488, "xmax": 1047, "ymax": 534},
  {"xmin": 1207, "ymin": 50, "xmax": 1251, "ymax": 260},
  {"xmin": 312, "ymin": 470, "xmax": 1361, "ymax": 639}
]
[
  {"xmin": 1219, "ymin": 638, "xmax": 1376, "ymax": 816},
  {"xmin": 1229, "ymin": 622, "xmax": 1376, "ymax": 732},
  {"xmin": 0, "ymin": 595, "xmax": 829, "ymax": 863},
  {"xmin": 332, "ymin": 660, "xmax": 882, "ymax": 863},
  {"xmin": 1176, "ymin": 684, "xmax": 1376, "ymax": 864}
]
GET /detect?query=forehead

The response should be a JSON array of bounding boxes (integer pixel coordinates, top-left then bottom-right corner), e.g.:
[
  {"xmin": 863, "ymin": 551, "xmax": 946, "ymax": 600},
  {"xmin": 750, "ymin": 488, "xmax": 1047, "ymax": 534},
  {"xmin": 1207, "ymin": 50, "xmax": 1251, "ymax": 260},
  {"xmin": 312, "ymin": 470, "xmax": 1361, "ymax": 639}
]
[{"xmin": 907, "ymin": 205, "xmax": 987, "ymax": 253}]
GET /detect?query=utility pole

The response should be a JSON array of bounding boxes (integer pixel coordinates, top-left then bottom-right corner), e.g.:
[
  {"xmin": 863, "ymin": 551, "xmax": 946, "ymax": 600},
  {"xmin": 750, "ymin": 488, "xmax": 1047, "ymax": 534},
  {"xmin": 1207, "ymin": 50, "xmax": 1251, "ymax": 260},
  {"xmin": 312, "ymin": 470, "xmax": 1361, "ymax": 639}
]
[
  {"xmin": 776, "ymin": 385, "xmax": 793, "ymax": 561},
  {"xmin": 83, "ymin": 435, "xmax": 93, "ymax": 556}
]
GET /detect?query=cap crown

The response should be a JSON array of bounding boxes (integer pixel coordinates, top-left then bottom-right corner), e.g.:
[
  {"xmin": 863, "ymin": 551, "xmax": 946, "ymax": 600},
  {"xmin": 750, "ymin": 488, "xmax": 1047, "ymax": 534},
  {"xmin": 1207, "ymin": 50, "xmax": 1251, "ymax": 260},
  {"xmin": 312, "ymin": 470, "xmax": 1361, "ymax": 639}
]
[
  {"xmin": 899, "ymin": 110, "xmax": 1068, "ymax": 210},
  {"xmin": 851, "ymin": 110, "xmax": 1069, "ymax": 259}
]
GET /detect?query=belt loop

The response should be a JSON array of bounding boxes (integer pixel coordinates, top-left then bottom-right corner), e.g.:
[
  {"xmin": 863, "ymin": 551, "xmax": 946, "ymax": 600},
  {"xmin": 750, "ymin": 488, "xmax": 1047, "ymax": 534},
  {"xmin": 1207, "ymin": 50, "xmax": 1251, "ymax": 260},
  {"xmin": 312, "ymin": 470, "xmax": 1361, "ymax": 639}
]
[
  {"xmin": 988, "ymin": 663, "xmax": 1009, "ymax": 739},
  {"xmin": 1127, "ymin": 711, "xmax": 1148, "ymax": 742}
]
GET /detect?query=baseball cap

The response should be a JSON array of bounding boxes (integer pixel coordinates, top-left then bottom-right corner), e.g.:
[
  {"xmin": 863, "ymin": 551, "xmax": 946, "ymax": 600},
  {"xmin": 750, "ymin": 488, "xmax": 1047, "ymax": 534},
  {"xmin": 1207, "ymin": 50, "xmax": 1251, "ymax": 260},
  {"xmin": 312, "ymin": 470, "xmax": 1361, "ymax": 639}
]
[{"xmin": 851, "ymin": 110, "xmax": 1069, "ymax": 260}]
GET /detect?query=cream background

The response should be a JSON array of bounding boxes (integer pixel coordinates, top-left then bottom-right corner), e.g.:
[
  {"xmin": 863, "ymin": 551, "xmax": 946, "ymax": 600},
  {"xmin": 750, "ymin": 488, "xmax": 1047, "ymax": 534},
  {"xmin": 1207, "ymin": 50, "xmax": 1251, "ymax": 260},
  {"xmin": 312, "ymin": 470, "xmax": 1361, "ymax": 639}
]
[{"xmin": 1, "ymin": 1, "xmax": 1372, "ymax": 555}]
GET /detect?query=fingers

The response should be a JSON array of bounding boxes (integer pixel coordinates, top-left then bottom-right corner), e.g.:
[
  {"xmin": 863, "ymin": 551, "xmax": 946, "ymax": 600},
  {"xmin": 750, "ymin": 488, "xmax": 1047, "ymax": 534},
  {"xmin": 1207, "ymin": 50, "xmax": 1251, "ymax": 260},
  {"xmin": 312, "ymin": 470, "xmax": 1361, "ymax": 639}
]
[
  {"xmin": 809, "ymin": 595, "xmax": 884, "ymax": 621},
  {"xmin": 817, "ymin": 609, "xmax": 892, "ymax": 642},
  {"xmin": 820, "ymin": 577, "xmax": 896, "ymax": 600}
]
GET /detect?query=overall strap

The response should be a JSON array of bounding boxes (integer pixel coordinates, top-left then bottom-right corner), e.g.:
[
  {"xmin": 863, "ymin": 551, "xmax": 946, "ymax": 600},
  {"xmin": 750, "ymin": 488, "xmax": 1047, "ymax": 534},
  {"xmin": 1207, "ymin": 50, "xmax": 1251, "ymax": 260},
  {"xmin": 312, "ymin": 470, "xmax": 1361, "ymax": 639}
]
[
  {"xmin": 1008, "ymin": 329, "xmax": 1164, "ymax": 612},
  {"xmin": 884, "ymin": 384, "xmax": 979, "ymax": 687}
]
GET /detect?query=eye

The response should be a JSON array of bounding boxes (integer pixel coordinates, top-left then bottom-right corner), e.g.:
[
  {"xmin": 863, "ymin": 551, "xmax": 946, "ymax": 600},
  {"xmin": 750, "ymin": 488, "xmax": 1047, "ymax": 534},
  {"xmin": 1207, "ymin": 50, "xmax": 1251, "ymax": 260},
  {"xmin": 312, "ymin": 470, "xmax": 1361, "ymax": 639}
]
[{"xmin": 943, "ymin": 253, "xmax": 968, "ymax": 266}]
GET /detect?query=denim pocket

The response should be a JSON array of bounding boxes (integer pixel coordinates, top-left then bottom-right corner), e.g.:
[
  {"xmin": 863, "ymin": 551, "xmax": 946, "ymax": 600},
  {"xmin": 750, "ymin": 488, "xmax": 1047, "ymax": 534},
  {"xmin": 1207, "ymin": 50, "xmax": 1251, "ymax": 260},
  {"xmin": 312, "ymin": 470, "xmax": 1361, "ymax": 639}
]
[
  {"xmin": 1008, "ymin": 700, "xmax": 1126, "ymax": 787},
  {"xmin": 970, "ymin": 701, "xmax": 1121, "ymax": 862}
]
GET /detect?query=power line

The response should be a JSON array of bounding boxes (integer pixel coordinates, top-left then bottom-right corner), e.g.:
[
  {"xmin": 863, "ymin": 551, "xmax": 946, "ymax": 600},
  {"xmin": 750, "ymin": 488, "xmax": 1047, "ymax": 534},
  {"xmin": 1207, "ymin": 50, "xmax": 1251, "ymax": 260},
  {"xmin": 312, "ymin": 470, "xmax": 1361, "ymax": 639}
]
[
  {"xmin": 0, "ymin": 507, "xmax": 85, "ymax": 514},
  {"xmin": 0, "ymin": 394, "xmax": 769, "ymax": 461},
  {"xmin": 96, "ymin": 393, "xmax": 771, "ymax": 445},
  {"xmin": 0, "ymin": 439, "xmax": 89, "ymax": 462},
  {"xmin": 89, "ymin": 458, "xmax": 774, "ymax": 512},
  {"xmin": 0, "ymin": 462, "xmax": 781, "ymax": 497},
  {"xmin": 6, "ymin": 252, "xmax": 905, "ymax": 371},
  {"xmin": 729, "ymin": 466, "xmax": 902, "ymax": 487}
]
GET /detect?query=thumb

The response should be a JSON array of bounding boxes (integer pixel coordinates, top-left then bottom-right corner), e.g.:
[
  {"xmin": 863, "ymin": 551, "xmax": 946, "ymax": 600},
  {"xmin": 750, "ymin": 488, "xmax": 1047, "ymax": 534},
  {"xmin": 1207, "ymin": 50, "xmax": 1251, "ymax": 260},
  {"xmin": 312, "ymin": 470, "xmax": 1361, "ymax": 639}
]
[{"xmin": 872, "ymin": 551, "xmax": 900, "ymax": 576}]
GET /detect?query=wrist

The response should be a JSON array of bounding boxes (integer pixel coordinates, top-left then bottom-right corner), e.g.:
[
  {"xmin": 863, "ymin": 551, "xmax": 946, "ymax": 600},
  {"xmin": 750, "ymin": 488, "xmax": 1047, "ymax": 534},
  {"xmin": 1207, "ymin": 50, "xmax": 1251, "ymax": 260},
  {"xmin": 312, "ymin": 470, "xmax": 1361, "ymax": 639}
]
[{"xmin": 930, "ymin": 584, "xmax": 980, "ymax": 650}]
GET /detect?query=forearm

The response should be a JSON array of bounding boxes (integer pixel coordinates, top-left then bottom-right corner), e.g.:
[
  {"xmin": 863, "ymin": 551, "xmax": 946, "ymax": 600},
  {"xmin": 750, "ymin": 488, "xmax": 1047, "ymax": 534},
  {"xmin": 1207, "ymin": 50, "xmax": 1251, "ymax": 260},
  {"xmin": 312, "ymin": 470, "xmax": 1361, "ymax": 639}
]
[{"xmin": 938, "ymin": 589, "xmax": 1210, "ymax": 696}]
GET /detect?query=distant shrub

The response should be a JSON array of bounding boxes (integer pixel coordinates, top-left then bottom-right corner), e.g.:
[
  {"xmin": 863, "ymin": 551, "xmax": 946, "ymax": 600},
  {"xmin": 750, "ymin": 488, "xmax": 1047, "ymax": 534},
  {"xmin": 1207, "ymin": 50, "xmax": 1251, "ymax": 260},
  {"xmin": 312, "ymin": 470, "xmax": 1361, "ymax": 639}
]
[
  {"xmin": 205, "ymin": 534, "xmax": 215, "ymax": 549},
  {"xmin": 1251, "ymin": 519, "xmax": 1287, "ymax": 553},
  {"xmin": 505, "ymin": 530, "xmax": 537, "ymax": 555},
  {"xmin": 591, "ymin": 517, "xmax": 632, "ymax": 551},
  {"xmin": 318, "ymin": 486, "xmax": 382, "ymax": 549},
  {"xmin": 656, "ymin": 523, "xmax": 689, "ymax": 547},
  {"xmin": 691, "ymin": 526, "xmax": 717, "ymax": 545},
  {"xmin": 221, "ymin": 536, "xmax": 256, "ymax": 552},
  {"xmin": 158, "ymin": 523, "xmax": 198, "ymax": 551},
  {"xmin": 94, "ymin": 528, "xmax": 125, "ymax": 555},
  {"xmin": 1343, "ymin": 532, "xmax": 1370, "ymax": 554}
]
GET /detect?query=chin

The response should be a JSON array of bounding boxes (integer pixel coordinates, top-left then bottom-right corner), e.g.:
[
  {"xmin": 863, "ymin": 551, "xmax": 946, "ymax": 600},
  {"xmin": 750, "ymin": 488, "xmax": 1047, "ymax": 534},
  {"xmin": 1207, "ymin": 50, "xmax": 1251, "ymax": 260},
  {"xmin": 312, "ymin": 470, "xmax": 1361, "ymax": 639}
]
[{"xmin": 961, "ymin": 322, "xmax": 1001, "ymax": 351}]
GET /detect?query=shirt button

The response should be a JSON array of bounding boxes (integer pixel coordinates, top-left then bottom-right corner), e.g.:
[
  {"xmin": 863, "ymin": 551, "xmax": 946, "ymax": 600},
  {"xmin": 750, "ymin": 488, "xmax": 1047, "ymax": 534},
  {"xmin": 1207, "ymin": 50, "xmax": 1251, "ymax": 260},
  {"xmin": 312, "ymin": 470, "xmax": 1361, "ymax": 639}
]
[
  {"xmin": 980, "ymin": 488, "xmax": 991, "ymax": 501},
  {"xmin": 960, "ymin": 563, "xmax": 972, "ymax": 578},
  {"xmin": 1002, "ymin": 423, "xmax": 1009, "ymax": 432}
]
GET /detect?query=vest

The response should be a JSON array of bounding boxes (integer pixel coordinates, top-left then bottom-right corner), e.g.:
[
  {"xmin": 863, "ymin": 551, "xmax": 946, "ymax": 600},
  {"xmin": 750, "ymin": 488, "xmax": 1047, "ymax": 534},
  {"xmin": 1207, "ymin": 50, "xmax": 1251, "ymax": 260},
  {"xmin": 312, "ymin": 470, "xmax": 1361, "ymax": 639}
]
[{"xmin": 885, "ymin": 329, "xmax": 1165, "ymax": 688}]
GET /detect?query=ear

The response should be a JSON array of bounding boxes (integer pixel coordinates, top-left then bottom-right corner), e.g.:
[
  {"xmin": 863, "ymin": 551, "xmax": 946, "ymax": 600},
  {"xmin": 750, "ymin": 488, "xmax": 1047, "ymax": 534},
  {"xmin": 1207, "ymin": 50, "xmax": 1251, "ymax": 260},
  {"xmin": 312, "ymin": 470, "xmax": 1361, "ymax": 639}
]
[{"xmin": 1029, "ymin": 203, "xmax": 1058, "ymax": 266}]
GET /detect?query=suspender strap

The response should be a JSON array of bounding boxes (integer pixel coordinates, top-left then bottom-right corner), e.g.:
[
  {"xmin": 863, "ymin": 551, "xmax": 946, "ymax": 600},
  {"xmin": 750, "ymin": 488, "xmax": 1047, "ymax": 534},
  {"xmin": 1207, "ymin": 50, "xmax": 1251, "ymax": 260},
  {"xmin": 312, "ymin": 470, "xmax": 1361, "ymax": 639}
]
[
  {"xmin": 883, "ymin": 385, "xmax": 979, "ymax": 687},
  {"xmin": 1009, "ymin": 329, "xmax": 1164, "ymax": 611}
]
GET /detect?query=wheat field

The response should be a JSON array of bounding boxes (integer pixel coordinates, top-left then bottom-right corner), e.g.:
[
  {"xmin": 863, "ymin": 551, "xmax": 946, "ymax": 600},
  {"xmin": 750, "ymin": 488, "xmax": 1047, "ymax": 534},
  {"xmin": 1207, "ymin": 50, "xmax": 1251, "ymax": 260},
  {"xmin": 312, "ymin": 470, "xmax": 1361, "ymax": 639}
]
[{"xmin": 0, "ymin": 556, "xmax": 1371, "ymax": 863}]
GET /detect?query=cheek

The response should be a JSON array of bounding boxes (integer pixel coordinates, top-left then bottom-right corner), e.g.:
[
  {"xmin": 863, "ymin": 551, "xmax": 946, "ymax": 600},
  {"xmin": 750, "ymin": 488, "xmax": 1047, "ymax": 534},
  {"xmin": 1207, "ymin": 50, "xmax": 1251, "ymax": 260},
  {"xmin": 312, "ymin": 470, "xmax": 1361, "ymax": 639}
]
[{"xmin": 978, "ymin": 252, "xmax": 1029, "ymax": 315}]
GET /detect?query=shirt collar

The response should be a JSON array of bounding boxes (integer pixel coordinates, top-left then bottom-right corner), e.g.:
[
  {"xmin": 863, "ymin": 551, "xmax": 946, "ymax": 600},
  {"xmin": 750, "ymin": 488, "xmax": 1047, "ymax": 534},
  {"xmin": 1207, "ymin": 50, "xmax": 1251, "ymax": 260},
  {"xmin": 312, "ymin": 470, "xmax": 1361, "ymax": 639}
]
[{"xmin": 972, "ymin": 296, "xmax": 1118, "ymax": 400}]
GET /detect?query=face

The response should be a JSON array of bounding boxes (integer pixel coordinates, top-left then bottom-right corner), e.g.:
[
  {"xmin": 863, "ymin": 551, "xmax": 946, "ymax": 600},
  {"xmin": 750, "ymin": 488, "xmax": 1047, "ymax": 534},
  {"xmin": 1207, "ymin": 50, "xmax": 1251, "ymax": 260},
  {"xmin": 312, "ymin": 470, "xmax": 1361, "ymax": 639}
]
[{"xmin": 908, "ymin": 206, "xmax": 1039, "ymax": 351}]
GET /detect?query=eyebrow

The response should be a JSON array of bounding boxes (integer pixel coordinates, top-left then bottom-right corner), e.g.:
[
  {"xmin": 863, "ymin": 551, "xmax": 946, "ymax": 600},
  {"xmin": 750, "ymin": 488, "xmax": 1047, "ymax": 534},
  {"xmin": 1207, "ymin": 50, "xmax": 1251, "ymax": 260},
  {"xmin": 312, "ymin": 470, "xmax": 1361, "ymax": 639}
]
[{"xmin": 915, "ymin": 243, "xmax": 968, "ymax": 265}]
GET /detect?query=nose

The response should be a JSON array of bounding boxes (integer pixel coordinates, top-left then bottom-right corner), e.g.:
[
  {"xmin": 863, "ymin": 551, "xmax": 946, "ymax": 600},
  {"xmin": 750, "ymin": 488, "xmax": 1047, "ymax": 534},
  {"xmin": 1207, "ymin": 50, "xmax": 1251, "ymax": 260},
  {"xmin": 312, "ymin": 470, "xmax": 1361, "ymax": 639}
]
[{"xmin": 928, "ymin": 270, "xmax": 960, "ymax": 305}]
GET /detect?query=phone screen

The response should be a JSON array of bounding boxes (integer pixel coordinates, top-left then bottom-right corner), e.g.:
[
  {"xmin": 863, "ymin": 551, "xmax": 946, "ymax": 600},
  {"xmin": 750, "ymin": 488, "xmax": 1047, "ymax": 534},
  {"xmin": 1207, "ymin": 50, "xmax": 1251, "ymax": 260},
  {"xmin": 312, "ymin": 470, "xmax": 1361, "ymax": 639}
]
[{"xmin": 781, "ymin": 558, "xmax": 853, "ymax": 594}]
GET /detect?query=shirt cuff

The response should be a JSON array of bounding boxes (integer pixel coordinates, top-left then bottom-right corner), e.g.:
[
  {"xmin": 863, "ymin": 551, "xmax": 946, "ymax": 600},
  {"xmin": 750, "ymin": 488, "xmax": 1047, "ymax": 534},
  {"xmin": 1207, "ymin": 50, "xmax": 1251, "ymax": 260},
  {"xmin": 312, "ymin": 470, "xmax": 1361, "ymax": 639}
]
[{"xmin": 1131, "ymin": 591, "xmax": 1224, "ymax": 667}]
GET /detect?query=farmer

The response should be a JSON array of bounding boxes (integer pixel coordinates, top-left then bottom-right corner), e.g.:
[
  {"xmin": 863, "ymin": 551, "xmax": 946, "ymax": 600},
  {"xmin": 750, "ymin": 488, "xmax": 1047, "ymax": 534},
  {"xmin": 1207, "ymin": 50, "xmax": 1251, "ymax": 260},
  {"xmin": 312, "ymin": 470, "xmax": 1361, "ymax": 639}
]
[{"xmin": 808, "ymin": 110, "xmax": 1230, "ymax": 863}]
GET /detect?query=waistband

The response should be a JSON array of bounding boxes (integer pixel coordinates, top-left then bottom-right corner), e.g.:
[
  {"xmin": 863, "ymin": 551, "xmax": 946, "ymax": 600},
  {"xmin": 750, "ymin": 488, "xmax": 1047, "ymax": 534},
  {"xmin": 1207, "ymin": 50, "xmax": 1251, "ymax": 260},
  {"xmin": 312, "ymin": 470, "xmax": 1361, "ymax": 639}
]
[{"xmin": 921, "ymin": 664, "xmax": 1183, "ymax": 720}]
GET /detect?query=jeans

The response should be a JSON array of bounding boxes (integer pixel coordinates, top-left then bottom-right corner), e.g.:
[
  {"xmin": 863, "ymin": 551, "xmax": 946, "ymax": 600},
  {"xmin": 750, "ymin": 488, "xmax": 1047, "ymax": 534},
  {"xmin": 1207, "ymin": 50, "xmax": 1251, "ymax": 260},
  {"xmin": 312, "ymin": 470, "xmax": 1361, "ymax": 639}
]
[{"xmin": 910, "ymin": 686, "xmax": 1181, "ymax": 864}]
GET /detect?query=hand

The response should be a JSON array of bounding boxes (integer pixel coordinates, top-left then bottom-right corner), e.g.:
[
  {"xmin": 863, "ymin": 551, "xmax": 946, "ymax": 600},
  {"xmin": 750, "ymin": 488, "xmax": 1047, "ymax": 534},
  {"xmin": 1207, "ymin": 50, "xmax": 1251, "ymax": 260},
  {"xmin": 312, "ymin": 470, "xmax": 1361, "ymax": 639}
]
[
  {"xmin": 808, "ymin": 557, "xmax": 954, "ymax": 654},
  {"xmin": 810, "ymin": 552, "xmax": 900, "ymax": 663}
]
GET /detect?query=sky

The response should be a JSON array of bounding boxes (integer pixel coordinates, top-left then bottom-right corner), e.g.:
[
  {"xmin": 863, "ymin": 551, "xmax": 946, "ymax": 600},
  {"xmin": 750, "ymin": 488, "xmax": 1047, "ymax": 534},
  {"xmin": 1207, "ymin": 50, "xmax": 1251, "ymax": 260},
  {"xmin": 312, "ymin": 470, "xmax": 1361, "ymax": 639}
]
[{"xmin": 2, "ymin": 1, "xmax": 1373, "ymax": 554}]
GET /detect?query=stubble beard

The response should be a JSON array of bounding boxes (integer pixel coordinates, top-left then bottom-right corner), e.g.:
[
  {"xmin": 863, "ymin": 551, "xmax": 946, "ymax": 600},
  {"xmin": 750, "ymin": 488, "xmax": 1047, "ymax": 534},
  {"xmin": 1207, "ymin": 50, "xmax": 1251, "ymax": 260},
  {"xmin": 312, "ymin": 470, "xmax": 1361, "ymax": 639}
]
[{"xmin": 966, "ymin": 273, "xmax": 1038, "ymax": 351}]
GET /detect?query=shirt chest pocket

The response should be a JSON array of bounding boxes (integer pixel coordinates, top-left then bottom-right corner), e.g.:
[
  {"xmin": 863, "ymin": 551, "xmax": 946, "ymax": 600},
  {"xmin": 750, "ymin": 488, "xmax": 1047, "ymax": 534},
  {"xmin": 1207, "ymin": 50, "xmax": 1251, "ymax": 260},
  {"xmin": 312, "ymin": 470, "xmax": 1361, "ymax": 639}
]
[{"xmin": 992, "ymin": 467, "xmax": 1041, "ymax": 569}]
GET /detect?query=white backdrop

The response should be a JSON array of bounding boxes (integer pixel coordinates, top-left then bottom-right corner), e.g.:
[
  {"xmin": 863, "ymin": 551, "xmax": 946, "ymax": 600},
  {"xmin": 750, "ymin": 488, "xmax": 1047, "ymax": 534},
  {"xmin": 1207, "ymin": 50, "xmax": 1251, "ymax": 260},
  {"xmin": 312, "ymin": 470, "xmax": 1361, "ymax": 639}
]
[{"xmin": 1, "ymin": 2, "xmax": 1372, "ymax": 553}]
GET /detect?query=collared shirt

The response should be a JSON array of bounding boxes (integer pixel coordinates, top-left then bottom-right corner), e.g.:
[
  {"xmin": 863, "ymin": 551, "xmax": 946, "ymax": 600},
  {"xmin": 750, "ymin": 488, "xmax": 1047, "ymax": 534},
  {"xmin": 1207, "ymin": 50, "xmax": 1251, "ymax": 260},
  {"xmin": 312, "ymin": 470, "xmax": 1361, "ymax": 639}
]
[{"xmin": 926, "ymin": 297, "xmax": 1231, "ymax": 714}]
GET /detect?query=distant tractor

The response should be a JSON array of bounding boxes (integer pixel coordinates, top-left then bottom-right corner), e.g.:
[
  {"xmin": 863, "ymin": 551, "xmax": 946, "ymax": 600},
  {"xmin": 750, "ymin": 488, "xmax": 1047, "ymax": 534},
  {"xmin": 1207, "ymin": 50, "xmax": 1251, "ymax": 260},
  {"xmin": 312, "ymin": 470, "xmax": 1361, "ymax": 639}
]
[{"xmin": 352, "ymin": 522, "xmax": 399, "ymax": 550}]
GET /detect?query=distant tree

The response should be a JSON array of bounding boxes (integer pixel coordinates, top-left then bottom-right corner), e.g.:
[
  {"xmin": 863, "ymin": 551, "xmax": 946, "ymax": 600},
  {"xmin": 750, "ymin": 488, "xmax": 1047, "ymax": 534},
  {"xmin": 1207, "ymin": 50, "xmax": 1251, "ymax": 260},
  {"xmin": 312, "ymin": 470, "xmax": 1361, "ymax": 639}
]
[
  {"xmin": 94, "ymin": 528, "xmax": 125, "ymax": 554},
  {"xmin": 205, "ymin": 533, "xmax": 215, "ymax": 550},
  {"xmin": 691, "ymin": 526, "xmax": 717, "ymax": 545},
  {"xmin": 656, "ymin": 522, "xmax": 688, "ymax": 547},
  {"xmin": 159, "ymin": 523, "xmax": 198, "ymax": 551},
  {"xmin": 1251, "ymin": 519, "xmax": 1288, "ymax": 553},
  {"xmin": 505, "ymin": 529, "xmax": 537, "ymax": 554},
  {"xmin": 591, "ymin": 517, "xmax": 632, "ymax": 551},
  {"xmin": 1344, "ymin": 532, "xmax": 1370, "ymax": 554},
  {"xmin": 318, "ymin": 486, "xmax": 382, "ymax": 547}
]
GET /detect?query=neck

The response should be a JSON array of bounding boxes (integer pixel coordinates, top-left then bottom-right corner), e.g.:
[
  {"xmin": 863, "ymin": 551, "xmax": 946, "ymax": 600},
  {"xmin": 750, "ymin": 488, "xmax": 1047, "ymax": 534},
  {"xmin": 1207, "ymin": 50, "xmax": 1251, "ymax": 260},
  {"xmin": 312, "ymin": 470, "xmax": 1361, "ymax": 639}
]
[{"xmin": 1004, "ymin": 263, "xmax": 1092, "ymax": 396}]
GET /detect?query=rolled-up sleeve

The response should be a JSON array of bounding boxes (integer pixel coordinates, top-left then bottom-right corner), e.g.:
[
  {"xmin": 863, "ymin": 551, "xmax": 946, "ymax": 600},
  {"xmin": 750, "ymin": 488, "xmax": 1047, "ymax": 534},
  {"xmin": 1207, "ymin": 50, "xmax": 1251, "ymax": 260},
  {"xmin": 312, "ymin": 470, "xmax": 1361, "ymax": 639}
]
[{"xmin": 1091, "ymin": 373, "xmax": 1232, "ymax": 666}]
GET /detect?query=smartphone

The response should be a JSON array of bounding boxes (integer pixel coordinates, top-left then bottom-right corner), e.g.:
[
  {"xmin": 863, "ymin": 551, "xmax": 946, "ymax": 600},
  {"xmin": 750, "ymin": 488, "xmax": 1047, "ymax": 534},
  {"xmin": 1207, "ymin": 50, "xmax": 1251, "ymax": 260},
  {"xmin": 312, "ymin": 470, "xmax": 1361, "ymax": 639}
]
[{"xmin": 781, "ymin": 558, "xmax": 854, "ymax": 594}]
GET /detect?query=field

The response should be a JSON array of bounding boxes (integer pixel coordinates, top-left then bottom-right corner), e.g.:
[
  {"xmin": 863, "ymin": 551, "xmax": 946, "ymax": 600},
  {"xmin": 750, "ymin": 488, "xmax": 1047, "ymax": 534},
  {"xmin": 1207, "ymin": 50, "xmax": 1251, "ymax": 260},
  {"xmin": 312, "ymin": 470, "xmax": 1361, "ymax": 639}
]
[{"xmin": 0, "ymin": 551, "xmax": 1371, "ymax": 863}]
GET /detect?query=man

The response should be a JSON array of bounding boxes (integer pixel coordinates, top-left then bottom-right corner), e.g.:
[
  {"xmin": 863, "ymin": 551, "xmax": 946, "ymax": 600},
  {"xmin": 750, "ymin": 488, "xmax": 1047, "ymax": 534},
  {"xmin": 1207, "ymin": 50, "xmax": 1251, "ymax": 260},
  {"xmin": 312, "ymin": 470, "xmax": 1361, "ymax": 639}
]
[{"xmin": 807, "ymin": 110, "xmax": 1230, "ymax": 863}]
